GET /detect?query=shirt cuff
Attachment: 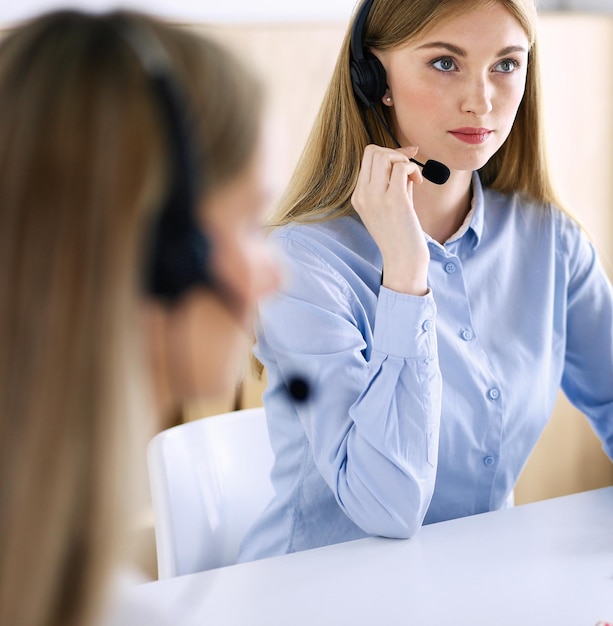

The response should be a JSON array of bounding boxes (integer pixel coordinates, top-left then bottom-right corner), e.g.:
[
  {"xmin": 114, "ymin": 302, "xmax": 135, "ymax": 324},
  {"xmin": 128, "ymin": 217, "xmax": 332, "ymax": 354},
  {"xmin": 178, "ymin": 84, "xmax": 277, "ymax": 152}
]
[{"xmin": 373, "ymin": 287, "xmax": 437, "ymax": 358}]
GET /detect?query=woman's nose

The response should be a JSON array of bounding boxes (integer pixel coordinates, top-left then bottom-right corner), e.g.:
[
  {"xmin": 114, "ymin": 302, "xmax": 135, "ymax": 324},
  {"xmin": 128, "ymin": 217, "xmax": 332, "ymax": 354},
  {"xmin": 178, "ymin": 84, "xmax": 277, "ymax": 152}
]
[{"xmin": 461, "ymin": 75, "xmax": 493, "ymax": 117}]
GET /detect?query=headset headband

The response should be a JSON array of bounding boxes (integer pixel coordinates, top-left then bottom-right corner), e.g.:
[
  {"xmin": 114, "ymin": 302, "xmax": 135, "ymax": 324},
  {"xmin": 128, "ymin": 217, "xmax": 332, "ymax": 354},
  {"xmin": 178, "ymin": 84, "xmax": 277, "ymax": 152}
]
[
  {"xmin": 120, "ymin": 19, "xmax": 213, "ymax": 303},
  {"xmin": 350, "ymin": 0, "xmax": 375, "ymax": 63}
]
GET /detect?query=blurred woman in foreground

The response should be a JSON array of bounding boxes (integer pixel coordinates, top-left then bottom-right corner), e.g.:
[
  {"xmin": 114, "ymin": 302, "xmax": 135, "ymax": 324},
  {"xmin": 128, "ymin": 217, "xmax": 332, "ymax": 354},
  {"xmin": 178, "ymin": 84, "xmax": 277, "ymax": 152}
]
[{"xmin": 0, "ymin": 10, "xmax": 279, "ymax": 626}]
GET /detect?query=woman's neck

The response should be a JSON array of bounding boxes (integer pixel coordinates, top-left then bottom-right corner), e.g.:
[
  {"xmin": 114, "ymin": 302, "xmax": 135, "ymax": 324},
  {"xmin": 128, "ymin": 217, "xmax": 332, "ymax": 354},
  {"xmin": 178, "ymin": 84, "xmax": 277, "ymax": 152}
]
[{"xmin": 414, "ymin": 169, "xmax": 473, "ymax": 245}]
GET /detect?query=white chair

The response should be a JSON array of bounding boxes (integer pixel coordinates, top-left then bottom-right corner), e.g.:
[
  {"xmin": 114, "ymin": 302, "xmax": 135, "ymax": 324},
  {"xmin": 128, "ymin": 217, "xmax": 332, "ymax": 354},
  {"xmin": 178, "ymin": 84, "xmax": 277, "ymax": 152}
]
[{"xmin": 147, "ymin": 406, "xmax": 275, "ymax": 578}]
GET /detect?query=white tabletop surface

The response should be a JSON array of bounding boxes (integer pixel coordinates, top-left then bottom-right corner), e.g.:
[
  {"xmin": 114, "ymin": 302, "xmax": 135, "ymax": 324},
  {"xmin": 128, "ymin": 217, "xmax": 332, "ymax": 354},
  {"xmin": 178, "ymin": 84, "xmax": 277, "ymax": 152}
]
[{"xmin": 131, "ymin": 487, "xmax": 613, "ymax": 625}]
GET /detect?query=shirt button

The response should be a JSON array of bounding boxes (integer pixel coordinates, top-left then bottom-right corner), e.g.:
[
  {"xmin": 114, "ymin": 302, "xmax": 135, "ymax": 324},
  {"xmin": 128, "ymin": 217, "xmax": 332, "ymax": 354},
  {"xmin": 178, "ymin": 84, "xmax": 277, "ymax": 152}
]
[
  {"xmin": 487, "ymin": 388, "xmax": 500, "ymax": 401},
  {"xmin": 461, "ymin": 328, "xmax": 473, "ymax": 341},
  {"xmin": 483, "ymin": 456, "xmax": 496, "ymax": 467},
  {"xmin": 422, "ymin": 319, "xmax": 434, "ymax": 332},
  {"xmin": 444, "ymin": 262, "xmax": 457, "ymax": 274}
]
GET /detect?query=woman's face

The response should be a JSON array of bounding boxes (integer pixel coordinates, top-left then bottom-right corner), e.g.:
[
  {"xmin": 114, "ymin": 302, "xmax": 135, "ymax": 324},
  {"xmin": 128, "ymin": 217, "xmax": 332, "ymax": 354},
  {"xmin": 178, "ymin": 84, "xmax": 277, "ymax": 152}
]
[
  {"xmin": 145, "ymin": 145, "xmax": 281, "ymax": 415},
  {"xmin": 375, "ymin": 2, "xmax": 530, "ymax": 174}
]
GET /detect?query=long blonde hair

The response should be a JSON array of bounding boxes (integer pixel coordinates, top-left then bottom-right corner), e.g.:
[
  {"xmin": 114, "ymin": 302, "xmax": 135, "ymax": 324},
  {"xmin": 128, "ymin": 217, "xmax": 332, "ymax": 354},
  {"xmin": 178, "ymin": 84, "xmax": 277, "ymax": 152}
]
[
  {"xmin": 274, "ymin": 0, "xmax": 561, "ymax": 226},
  {"xmin": 0, "ymin": 11, "xmax": 261, "ymax": 626}
]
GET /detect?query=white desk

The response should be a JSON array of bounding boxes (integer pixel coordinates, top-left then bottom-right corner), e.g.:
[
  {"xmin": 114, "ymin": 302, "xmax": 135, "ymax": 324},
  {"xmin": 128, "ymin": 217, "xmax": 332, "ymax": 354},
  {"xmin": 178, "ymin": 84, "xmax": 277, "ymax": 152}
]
[{"xmin": 131, "ymin": 488, "xmax": 613, "ymax": 625}]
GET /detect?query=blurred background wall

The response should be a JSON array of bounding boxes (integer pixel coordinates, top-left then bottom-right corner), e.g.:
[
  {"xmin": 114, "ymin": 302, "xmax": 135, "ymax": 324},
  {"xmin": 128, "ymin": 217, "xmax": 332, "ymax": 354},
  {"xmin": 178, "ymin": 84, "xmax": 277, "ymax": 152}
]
[{"xmin": 2, "ymin": 0, "xmax": 613, "ymax": 25}]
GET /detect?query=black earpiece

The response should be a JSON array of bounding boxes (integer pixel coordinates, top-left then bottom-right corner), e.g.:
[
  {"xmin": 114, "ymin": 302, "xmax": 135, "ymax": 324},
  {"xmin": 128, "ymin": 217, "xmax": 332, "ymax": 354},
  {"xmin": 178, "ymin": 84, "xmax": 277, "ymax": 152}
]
[{"xmin": 120, "ymin": 20, "xmax": 214, "ymax": 304}]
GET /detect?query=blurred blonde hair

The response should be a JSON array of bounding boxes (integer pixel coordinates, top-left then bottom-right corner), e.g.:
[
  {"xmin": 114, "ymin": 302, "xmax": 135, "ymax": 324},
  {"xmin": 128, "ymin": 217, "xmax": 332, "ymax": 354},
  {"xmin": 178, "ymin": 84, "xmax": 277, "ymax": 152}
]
[
  {"xmin": 0, "ymin": 10, "xmax": 261, "ymax": 626},
  {"xmin": 273, "ymin": 0, "xmax": 562, "ymax": 226}
]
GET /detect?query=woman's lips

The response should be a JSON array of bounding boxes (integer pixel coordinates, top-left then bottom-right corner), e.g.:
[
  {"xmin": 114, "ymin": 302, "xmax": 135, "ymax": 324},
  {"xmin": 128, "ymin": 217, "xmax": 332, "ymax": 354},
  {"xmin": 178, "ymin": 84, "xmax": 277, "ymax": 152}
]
[{"xmin": 449, "ymin": 128, "xmax": 492, "ymax": 144}]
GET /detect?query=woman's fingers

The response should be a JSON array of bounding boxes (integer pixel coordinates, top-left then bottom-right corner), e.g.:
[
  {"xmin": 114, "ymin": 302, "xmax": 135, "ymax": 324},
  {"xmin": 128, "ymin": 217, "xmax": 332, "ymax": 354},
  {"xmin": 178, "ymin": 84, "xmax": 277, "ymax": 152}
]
[
  {"xmin": 351, "ymin": 144, "xmax": 429, "ymax": 295},
  {"xmin": 388, "ymin": 156, "xmax": 423, "ymax": 193},
  {"xmin": 359, "ymin": 144, "xmax": 419, "ymax": 186},
  {"xmin": 352, "ymin": 144, "xmax": 422, "ymax": 214}
]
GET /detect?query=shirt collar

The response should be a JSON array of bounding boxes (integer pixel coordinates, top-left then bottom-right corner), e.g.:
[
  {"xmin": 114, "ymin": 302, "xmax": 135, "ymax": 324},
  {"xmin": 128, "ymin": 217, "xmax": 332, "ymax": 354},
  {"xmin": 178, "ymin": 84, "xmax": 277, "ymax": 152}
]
[{"xmin": 444, "ymin": 171, "xmax": 484, "ymax": 249}]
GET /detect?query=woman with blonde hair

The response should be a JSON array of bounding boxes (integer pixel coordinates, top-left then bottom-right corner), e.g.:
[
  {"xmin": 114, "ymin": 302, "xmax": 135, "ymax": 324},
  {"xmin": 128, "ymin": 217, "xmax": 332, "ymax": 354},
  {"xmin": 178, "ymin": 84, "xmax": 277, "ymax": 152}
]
[
  {"xmin": 239, "ymin": 0, "xmax": 613, "ymax": 562},
  {"xmin": 0, "ymin": 10, "xmax": 279, "ymax": 626}
]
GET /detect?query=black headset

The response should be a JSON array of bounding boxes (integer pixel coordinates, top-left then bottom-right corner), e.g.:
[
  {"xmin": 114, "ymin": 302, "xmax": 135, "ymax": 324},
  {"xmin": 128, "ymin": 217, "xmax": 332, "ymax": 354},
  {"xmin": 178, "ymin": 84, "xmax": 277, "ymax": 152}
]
[
  {"xmin": 350, "ymin": 0, "xmax": 387, "ymax": 110},
  {"xmin": 121, "ymin": 20, "xmax": 214, "ymax": 304}
]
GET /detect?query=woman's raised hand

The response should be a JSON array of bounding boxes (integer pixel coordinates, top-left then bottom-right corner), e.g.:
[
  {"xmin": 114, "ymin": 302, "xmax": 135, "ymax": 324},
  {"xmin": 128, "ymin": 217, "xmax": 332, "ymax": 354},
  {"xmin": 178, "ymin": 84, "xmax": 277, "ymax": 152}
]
[{"xmin": 351, "ymin": 145, "xmax": 430, "ymax": 296}]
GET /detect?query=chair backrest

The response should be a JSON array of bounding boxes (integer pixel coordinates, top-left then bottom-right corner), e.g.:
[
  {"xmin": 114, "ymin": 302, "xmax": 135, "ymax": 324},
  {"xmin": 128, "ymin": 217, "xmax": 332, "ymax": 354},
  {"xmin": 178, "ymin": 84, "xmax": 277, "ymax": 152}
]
[{"xmin": 147, "ymin": 406, "xmax": 274, "ymax": 578}]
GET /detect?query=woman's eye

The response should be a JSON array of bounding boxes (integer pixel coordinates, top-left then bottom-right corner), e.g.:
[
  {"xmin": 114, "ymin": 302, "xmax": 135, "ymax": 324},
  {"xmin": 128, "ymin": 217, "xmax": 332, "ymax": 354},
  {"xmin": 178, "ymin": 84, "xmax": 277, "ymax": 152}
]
[
  {"xmin": 431, "ymin": 57, "xmax": 457, "ymax": 72},
  {"xmin": 495, "ymin": 58, "xmax": 519, "ymax": 73}
]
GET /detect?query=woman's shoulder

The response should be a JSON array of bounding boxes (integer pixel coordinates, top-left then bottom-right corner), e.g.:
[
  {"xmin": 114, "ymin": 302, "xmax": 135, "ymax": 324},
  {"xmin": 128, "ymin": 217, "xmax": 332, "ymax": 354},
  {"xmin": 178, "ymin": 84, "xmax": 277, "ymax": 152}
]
[
  {"xmin": 481, "ymin": 184, "xmax": 591, "ymax": 260},
  {"xmin": 482, "ymin": 184, "xmax": 580, "ymax": 229},
  {"xmin": 270, "ymin": 214, "xmax": 363, "ymax": 241},
  {"xmin": 269, "ymin": 214, "xmax": 378, "ymax": 262}
]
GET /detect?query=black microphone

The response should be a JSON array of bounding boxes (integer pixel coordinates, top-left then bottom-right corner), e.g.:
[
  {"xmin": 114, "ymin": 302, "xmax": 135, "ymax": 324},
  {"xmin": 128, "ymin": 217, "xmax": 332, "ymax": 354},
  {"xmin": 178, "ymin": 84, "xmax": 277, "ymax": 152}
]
[
  {"xmin": 411, "ymin": 157, "xmax": 451, "ymax": 186},
  {"xmin": 368, "ymin": 100, "xmax": 450, "ymax": 185},
  {"xmin": 286, "ymin": 375, "xmax": 311, "ymax": 403}
]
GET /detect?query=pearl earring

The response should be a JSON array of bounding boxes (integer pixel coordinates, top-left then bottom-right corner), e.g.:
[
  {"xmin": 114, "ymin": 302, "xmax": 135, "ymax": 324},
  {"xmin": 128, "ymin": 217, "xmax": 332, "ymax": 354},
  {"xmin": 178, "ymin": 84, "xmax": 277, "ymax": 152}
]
[{"xmin": 385, "ymin": 97, "xmax": 392, "ymax": 103}]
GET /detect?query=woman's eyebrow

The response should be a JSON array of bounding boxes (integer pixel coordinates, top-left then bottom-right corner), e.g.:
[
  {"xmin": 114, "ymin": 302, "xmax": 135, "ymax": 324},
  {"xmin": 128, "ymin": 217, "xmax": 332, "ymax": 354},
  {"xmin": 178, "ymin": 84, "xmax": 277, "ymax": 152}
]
[
  {"xmin": 497, "ymin": 45, "xmax": 528, "ymax": 56},
  {"xmin": 415, "ymin": 42, "xmax": 528, "ymax": 57},
  {"xmin": 416, "ymin": 42, "xmax": 466, "ymax": 56}
]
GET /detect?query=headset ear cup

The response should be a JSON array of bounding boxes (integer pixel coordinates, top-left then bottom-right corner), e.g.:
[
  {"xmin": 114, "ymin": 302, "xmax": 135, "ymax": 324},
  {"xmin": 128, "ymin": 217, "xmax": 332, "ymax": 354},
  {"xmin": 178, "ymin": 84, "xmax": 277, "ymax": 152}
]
[
  {"xmin": 146, "ymin": 199, "xmax": 213, "ymax": 301},
  {"xmin": 350, "ymin": 52, "xmax": 387, "ymax": 107}
]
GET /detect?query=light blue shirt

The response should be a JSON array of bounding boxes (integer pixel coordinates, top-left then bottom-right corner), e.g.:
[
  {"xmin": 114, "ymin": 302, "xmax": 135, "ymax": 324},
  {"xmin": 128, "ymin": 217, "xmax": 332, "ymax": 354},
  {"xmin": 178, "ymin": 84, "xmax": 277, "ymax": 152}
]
[{"xmin": 239, "ymin": 173, "xmax": 613, "ymax": 562}]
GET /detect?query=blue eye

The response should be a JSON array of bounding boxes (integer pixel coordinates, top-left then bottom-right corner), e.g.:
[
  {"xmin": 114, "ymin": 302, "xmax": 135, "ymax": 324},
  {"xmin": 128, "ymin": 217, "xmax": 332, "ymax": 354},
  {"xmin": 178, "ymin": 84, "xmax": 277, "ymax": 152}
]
[
  {"xmin": 495, "ymin": 58, "xmax": 519, "ymax": 73},
  {"xmin": 431, "ymin": 57, "xmax": 457, "ymax": 72}
]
